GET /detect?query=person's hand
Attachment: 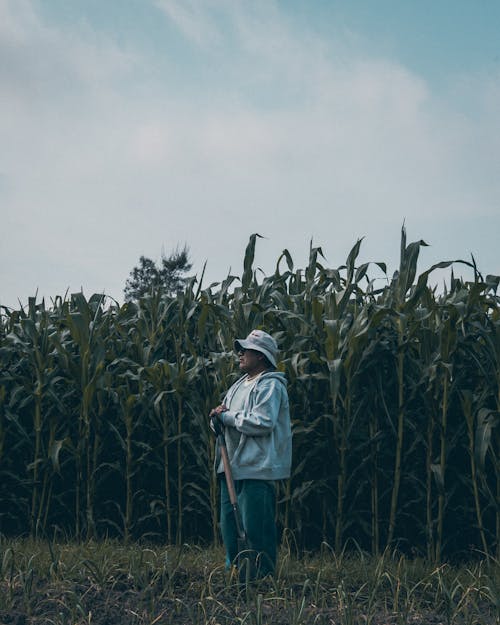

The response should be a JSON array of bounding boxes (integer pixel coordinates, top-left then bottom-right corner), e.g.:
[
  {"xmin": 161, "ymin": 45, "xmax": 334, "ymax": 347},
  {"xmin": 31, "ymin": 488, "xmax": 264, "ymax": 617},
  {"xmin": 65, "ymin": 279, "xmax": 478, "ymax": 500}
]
[
  {"xmin": 209, "ymin": 404, "xmax": 227, "ymax": 435},
  {"xmin": 209, "ymin": 404, "xmax": 228, "ymax": 419}
]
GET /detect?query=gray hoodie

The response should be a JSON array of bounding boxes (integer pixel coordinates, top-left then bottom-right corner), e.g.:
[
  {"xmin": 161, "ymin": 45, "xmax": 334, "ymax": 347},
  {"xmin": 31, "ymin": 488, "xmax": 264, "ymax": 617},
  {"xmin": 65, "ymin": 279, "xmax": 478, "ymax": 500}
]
[{"xmin": 217, "ymin": 371, "xmax": 292, "ymax": 481}]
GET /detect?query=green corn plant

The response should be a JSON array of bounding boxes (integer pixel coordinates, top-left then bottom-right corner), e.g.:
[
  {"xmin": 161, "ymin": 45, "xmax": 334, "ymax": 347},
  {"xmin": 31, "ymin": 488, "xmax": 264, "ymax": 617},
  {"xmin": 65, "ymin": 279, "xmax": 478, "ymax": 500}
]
[
  {"xmin": 461, "ymin": 392, "xmax": 490, "ymax": 557},
  {"xmin": 384, "ymin": 228, "xmax": 428, "ymax": 547},
  {"xmin": 168, "ymin": 286, "xmax": 204, "ymax": 545},
  {"xmin": 0, "ymin": 232, "xmax": 498, "ymax": 555},
  {"xmin": 419, "ymin": 298, "xmax": 440, "ymax": 561},
  {"xmin": 381, "ymin": 228, "xmax": 461, "ymax": 551},
  {"xmin": 0, "ymin": 306, "xmax": 11, "ymax": 472},
  {"xmin": 50, "ymin": 293, "xmax": 109, "ymax": 539},
  {"xmin": 432, "ymin": 298, "xmax": 460, "ymax": 562},
  {"xmin": 0, "ymin": 385, "xmax": 4, "ymax": 471},
  {"xmin": 477, "ymin": 301, "xmax": 500, "ymax": 560},
  {"xmin": 122, "ymin": 386, "xmax": 137, "ymax": 542},
  {"xmin": 1, "ymin": 298, "xmax": 63, "ymax": 537},
  {"xmin": 145, "ymin": 360, "xmax": 175, "ymax": 544}
]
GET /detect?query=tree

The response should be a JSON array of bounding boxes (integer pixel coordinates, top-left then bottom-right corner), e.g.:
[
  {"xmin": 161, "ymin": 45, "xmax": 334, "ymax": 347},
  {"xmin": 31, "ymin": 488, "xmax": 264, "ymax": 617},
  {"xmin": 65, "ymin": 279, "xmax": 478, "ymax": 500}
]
[{"xmin": 124, "ymin": 246, "xmax": 192, "ymax": 301}]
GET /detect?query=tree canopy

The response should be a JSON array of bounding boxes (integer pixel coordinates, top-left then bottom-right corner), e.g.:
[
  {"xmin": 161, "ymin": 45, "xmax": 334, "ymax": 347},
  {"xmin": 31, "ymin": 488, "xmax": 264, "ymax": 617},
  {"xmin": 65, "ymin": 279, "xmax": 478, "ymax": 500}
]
[{"xmin": 124, "ymin": 246, "xmax": 192, "ymax": 301}]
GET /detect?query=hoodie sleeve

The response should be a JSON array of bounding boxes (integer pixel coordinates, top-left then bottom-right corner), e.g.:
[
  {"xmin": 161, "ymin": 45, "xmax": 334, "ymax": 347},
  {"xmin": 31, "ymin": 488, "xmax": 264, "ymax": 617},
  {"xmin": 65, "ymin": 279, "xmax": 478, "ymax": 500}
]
[{"xmin": 221, "ymin": 378, "xmax": 285, "ymax": 436}]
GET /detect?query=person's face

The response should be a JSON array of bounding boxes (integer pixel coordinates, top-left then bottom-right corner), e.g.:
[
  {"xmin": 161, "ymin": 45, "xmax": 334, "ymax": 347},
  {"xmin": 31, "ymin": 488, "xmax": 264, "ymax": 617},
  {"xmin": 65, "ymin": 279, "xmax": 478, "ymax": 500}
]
[{"xmin": 237, "ymin": 348, "xmax": 266, "ymax": 375}]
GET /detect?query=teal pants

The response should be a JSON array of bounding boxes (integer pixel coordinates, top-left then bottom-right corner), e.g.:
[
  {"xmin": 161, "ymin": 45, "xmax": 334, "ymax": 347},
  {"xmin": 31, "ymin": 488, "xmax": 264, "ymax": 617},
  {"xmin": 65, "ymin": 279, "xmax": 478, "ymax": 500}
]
[{"xmin": 220, "ymin": 477, "xmax": 276, "ymax": 577}]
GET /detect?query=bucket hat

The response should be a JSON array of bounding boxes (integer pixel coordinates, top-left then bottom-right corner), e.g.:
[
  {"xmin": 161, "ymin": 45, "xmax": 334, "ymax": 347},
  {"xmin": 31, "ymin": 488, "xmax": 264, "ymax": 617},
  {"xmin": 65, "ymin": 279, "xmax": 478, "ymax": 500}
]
[{"xmin": 234, "ymin": 329, "xmax": 278, "ymax": 368}]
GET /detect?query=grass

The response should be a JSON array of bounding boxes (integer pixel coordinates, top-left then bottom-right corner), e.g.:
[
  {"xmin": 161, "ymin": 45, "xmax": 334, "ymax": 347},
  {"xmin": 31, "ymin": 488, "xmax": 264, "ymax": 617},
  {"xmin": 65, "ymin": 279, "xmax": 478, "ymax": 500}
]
[{"xmin": 0, "ymin": 538, "xmax": 498, "ymax": 624}]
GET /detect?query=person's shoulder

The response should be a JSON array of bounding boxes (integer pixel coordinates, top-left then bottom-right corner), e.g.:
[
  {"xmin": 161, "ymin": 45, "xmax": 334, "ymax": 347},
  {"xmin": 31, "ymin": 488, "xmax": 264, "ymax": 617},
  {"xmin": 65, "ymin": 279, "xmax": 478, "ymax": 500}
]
[{"xmin": 258, "ymin": 371, "xmax": 288, "ymax": 388}]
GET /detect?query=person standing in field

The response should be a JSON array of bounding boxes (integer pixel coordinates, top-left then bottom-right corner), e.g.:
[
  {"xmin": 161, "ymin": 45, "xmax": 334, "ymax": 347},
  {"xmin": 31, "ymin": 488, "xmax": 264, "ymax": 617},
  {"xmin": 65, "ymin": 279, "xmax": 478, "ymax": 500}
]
[{"xmin": 210, "ymin": 329, "xmax": 292, "ymax": 578}]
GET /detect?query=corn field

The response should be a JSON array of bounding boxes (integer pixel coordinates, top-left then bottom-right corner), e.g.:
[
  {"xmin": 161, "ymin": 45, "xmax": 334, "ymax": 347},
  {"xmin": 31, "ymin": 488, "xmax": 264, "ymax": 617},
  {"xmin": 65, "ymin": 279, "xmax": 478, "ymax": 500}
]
[{"xmin": 0, "ymin": 231, "xmax": 498, "ymax": 562}]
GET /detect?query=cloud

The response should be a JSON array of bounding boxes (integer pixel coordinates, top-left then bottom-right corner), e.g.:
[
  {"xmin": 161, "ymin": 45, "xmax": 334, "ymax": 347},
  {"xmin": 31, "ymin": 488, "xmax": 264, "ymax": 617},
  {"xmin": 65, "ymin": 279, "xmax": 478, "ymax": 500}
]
[
  {"xmin": 150, "ymin": 0, "xmax": 498, "ymax": 227},
  {"xmin": 154, "ymin": 0, "xmax": 223, "ymax": 48},
  {"xmin": 1, "ymin": 0, "xmax": 499, "ymax": 308},
  {"xmin": 0, "ymin": 1, "xmax": 137, "ymax": 122}
]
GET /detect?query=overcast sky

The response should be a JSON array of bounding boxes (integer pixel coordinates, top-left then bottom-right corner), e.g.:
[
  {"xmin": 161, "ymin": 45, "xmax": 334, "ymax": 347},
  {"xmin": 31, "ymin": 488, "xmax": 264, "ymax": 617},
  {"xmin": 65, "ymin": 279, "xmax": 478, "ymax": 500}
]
[{"xmin": 1, "ymin": 0, "xmax": 499, "ymax": 309}]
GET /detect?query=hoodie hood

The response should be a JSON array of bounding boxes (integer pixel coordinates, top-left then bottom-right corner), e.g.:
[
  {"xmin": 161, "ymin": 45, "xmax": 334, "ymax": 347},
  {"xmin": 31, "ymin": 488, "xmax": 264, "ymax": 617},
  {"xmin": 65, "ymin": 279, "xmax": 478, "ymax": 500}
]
[{"xmin": 255, "ymin": 370, "xmax": 287, "ymax": 387}]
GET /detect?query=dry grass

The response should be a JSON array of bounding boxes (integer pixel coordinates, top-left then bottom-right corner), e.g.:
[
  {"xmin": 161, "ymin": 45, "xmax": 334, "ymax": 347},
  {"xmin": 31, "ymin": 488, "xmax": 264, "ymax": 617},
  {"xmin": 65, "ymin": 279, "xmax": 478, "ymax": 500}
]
[{"xmin": 0, "ymin": 539, "xmax": 498, "ymax": 624}]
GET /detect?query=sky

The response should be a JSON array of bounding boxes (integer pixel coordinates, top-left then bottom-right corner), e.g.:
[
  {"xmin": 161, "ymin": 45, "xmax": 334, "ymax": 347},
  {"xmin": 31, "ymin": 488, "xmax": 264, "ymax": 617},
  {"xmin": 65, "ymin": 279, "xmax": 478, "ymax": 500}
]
[{"xmin": 1, "ymin": 0, "xmax": 499, "ymax": 309}]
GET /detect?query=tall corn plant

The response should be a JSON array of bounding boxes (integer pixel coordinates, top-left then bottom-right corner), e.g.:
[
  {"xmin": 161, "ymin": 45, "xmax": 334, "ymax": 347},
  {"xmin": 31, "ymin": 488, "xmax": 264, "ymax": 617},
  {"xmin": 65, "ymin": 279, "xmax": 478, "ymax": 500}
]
[
  {"xmin": 50, "ymin": 293, "xmax": 109, "ymax": 539},
  {"xmin": 382, "ymin": 230, "xmax": 430, "ymax": 547},
  {"xmin": 133, "ymin": 281, "xmax": 212, "ymax": 544},
  {"xmin": 0, "ymin": 231, "xmax": 498, "ymax": 557},
  {"xmin": 456, "ymin": 277, "xmax": 500, "ymax": 559},
  {"xmin": 0, "ymin": 298, "xmax": 64, "ymax": 536},
  {"xmin": 479, "ymin": 290, "xmax": 500, "ymax": 560},
  {"xmin": 109, "ymin": 293, "xmax": 176, "ymax": 542}
]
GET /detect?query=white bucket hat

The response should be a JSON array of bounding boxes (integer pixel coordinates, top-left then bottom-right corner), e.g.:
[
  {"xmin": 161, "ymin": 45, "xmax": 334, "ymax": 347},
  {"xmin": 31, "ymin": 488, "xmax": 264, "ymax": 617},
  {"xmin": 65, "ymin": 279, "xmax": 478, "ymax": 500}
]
[{"xmin": 234, "ymin": 329, "xmax": 278, "ymax": 368}]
